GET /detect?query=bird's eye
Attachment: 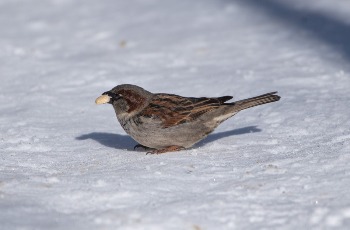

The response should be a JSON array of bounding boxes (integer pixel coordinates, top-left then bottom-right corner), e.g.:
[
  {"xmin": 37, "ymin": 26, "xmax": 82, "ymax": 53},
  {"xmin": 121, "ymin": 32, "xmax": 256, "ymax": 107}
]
[{"xmin": 102, "ymin": 91, "xmax": 122, "ymax": 100}]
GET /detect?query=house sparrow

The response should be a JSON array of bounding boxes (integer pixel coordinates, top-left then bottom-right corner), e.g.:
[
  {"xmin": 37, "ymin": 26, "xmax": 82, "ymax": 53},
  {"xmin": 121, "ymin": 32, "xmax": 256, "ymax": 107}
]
[{"xmin": 95, "ymin": 84, "xmax": 280, "ymax": 154}]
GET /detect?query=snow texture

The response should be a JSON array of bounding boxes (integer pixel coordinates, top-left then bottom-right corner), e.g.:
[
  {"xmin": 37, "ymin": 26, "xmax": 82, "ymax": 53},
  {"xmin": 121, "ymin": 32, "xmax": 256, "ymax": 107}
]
[{"xmin": 1, "ymin": 0, "xmax": 350, "ymax": 229}]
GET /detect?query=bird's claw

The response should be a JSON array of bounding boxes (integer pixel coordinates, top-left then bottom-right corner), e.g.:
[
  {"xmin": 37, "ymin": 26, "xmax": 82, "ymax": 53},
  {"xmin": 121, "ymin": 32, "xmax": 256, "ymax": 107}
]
[
  {"xmin": 146, "ymin": 146, "xmax": 185, "ymax": 155},
  {"xmin": 134, "ymin": 144, "xmax": 185, "ymax": 154},
  {"xmin": 134, "ymin": 144, "xmax": 148, "ymax": 150}
]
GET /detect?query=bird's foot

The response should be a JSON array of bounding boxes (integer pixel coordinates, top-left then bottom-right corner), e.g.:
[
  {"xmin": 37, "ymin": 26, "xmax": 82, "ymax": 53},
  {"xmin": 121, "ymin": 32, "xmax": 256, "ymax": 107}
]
[
  {"xmin": 134, "ymin": 144, "xmax": 152, "ymax": 151},
  {"xmin": 146, "ymin": 146, "xmax": 185, "ymax": 155}
]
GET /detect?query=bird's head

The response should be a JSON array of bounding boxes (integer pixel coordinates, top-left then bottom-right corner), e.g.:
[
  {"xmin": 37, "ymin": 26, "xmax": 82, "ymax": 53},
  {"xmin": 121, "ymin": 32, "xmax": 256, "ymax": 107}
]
[{"xmin": 95, "ymin": 84, "xmax": 152, "ymax": 117}]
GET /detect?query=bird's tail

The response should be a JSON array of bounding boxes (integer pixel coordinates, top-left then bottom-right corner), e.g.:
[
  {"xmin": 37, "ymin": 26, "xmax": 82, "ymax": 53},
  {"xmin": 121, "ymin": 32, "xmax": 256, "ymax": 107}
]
[{"xmin": 228, "ymin": 92, "xmax": 280, "ymax": 111}]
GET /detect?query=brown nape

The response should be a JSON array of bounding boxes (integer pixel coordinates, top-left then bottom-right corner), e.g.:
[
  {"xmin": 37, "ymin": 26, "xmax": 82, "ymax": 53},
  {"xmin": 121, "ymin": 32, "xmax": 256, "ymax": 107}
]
[{"xmin": 118, "ymin": 89, "xmax": 147, "ymax": 112}]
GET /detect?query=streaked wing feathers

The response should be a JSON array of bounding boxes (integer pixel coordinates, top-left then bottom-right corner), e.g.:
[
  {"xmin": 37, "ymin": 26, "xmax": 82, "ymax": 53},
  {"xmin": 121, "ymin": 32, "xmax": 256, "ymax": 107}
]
[{"xmin": 141, "ymin": 94, "xmax": 231, "ymax": 128}]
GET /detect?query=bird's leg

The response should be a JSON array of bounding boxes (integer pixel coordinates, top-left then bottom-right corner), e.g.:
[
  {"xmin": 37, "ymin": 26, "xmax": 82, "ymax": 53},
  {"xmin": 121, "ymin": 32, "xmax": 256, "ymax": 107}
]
[
  {"xmin": 147, "ymin": 146, "xmax": 185, "ymax": 155},
  {"xmin": 133, "ymin": 144, "xmax": 152, "ymax": 151}
]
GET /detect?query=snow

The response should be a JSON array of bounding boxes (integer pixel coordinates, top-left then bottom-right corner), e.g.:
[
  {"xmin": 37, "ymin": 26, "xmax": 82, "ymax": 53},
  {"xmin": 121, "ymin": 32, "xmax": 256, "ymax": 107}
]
[{"xmin": 1, "ymin": 0, "xmax": 350, "ymax": 229}]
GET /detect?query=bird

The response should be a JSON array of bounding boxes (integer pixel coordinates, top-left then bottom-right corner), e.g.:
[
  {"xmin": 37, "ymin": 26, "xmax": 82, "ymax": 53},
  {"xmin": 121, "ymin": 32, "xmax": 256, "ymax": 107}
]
[{"xmin": 95, "ymin": 84, "xmax": 280, "ymax": 154}]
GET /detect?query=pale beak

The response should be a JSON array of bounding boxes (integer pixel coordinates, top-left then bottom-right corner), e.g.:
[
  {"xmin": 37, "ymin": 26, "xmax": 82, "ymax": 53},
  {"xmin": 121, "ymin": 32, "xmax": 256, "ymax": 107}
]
[{"xmin": 95, "ymin": 95, "xmax": 111, "ymax": 104}]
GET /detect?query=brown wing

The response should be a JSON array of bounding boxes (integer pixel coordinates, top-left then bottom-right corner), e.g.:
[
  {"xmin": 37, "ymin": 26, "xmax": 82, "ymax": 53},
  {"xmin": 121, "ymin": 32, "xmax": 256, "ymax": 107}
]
[{"xmin": 141, "ymin": 94, "xmax": 233, "ymax": 128}]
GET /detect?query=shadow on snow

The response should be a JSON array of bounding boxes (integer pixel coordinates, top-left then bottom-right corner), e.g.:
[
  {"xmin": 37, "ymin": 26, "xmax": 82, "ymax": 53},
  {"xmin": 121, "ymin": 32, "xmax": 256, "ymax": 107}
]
[
  {"xmin": 76, "ymin": 126, "xmax": 261, "ymax": 151},
  {"xmin": 232, "ymin": 0, "xmax": 350, "ymax": 63}
]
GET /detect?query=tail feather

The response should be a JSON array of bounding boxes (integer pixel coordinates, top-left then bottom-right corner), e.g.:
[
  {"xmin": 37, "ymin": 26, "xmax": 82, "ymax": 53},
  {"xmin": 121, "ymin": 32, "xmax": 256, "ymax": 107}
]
[{"xmin": 227, "ymin": 92, "xmax": 280, "ymax": 111}]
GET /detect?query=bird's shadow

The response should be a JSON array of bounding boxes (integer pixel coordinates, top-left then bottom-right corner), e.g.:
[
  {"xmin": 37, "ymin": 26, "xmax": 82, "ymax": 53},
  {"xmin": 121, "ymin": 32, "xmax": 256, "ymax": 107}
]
[
  {"xmin": 76, "ymin": 132, "xmax": 137, "ymax": 150},
  {"xmin": 196, "ymin": 125, "xmax": 261, "ymax": 147},
  {"xmin": 75, "ymin": 126, "xmax": 261, "ymax": 150}
]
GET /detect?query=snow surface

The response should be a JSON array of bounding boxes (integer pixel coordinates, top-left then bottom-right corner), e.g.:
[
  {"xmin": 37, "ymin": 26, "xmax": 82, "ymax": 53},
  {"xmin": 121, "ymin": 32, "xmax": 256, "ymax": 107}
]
[{"xmin": 1, "ymin": 0, "xmax": 350, "ymax": 229}]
